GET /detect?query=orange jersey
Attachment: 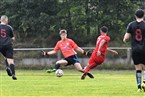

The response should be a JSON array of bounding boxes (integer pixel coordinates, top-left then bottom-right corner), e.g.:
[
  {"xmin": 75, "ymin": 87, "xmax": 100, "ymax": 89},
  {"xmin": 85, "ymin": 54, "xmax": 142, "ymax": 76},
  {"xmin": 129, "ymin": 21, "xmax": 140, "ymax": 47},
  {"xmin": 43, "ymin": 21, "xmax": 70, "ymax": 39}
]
[{"xmin": 54, "ymin": 38, "xmax": 79, "ymax": 58}]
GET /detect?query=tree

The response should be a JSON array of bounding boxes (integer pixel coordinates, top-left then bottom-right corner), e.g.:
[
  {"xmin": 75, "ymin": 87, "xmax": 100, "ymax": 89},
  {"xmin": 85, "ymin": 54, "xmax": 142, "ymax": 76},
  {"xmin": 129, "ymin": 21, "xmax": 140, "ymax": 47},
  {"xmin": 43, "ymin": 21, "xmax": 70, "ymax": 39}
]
[{"xmin": 0, "ymin": 0, "xmax": 141, "ymax": 47}]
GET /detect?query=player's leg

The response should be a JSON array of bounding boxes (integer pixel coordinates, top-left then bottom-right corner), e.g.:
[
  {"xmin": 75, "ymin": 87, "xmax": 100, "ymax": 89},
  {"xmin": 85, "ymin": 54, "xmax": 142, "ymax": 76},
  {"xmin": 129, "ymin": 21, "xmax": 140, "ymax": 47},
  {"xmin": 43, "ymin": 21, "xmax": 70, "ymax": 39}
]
[
  {"xmin": 81, "ymin": 58, "xmax": 94, "ymax": 80},
  {"xmin": 5, "ymin": 45, "xmax": 17, "ymax": 80},
  {"xmin": 1, "ymin": 50, "xmax": 12, "ymax": 76},
  {"xmin": 81, "ymin": 57, "xmax": 104, "ymax": 80},
  {"xmin": 74, "ymin": 63, "xmax": 94, "ymax": 79},
  {"xmin": 7, "ymin": 58, "xmax": 17, "ymax": 80},
  {"xmin": 69, "ymin": 55, "xmax": 94, "ymax": 79},
  {"xmin": 1, "ymin": 46, "xmax": 16, "ymax": 79},
  {"xmin": 80, "ymin": 59, "xmax": 96, "ymax": 80},
  {"xmin": 74, "ymin": 63, "xmax": 83, "ymax": 72},
  {"xmin": 46, "ymin": 59, "xmax": 68, "ymax": 73},
  {"xmin": 135, "ymin": 65, "xmax": 142, "ymax": 92},
  {"xmin": 5, "ymin": 59, "xmax": 12, "ymax": 76},
  {"xmin": 132, "ymin": 51, "xmax": 144, "ymax": 91},
  {"xmin": 81, "ymin": 64, "xmax": 96, "ymax": 80}
]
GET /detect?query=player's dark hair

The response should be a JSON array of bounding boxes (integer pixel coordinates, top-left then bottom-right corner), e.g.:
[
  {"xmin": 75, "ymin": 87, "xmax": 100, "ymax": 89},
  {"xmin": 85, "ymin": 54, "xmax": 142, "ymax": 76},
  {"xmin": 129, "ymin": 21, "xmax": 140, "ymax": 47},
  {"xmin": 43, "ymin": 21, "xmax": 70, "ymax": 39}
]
[
  {"xmin": 100, "ymin": 26, "xmax": 108, "ymax": 33},
  {"xmin": 135, "ymin": 9, "xmax": 144, "ymax": 18}
]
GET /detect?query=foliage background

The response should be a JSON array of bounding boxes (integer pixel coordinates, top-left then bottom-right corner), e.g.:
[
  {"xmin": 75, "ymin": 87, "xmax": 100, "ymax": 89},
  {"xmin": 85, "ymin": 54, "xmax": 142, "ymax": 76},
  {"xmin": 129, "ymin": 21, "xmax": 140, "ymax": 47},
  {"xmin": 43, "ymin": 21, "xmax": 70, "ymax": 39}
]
[{"xmin": 0, "ymin": 0, "xmax": 145, "ymax": 48}]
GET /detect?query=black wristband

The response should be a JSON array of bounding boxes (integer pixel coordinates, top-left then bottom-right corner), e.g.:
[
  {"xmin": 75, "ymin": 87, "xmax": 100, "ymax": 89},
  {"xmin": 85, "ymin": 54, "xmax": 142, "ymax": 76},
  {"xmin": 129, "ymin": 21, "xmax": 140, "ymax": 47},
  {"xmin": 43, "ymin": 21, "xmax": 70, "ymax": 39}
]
[
  {"xmin": 45, "ymin": 52, "xmax": 48, "ymax": 56},
  {"xmin": 83, "ymin": 50, "xmax": 87, "ymax": 55}
]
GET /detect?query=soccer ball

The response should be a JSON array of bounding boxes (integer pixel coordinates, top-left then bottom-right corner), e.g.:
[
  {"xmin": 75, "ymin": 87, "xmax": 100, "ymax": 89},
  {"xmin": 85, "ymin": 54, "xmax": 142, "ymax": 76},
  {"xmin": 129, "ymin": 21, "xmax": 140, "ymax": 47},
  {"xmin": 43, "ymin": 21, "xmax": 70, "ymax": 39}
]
[{"xmin": 55, "ymin": 69, "xmax": 64, "ymax": 77}]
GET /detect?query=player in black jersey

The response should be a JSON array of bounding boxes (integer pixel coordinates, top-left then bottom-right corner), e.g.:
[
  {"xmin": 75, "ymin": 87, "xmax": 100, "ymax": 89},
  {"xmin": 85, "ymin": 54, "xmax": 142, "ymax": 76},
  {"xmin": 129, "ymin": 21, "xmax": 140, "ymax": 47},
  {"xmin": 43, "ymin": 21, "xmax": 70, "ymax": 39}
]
[
  {"xmin": 0, "ymin": 15, "xmax": 17, "ymax": 80},
  {"xmin": 123, "ymin": 9, "xmax": 145, "ymax": 92}
]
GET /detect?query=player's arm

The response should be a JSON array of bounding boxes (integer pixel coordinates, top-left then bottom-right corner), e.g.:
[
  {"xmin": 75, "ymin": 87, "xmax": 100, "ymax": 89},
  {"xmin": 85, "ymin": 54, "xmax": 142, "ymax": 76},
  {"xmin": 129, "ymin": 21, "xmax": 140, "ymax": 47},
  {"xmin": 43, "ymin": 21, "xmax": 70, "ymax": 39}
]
[
  {"xmin": 41, "ymin": 50, "xmax": 57, "ymax": 56},
  {"xmin": 97, "ymin": 39, "xmax": 106, "ymax": 56},
  {"xmin": 46, "ymin": 50, "xmax": 57, "ymax": 55},
  {"xmin": 70, "ymin": 39, "xmax": 84, "ymax": 54},
  {"xmin": 41, "ymin": 42, "xmax": 59, "ymax": 56},
  {"xmin": 75, "ymin": 47, "xmax": 84, "ymax": 54},
  {"xmin": 107, "ymin": 48, "xmax": 118, "ymax": 55},
  {"xmin": 70, "ymin": 39, "xmax": 91, "ymax": 56},
  {"xmin": 123, "ymin": 32, "xmax": 131, "ymax": 43},
  {"xmin": 10, "ymin": 26, "xmax": 15, "ymax": 42}
]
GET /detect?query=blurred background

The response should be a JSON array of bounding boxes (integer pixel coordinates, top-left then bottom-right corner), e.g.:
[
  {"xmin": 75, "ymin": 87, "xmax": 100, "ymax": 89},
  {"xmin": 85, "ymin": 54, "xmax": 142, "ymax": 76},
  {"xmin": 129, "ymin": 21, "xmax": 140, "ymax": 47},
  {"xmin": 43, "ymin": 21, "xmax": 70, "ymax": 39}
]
[{"xmin": 0, "ymin": 0, "xmax": 145, "ymax": 70}]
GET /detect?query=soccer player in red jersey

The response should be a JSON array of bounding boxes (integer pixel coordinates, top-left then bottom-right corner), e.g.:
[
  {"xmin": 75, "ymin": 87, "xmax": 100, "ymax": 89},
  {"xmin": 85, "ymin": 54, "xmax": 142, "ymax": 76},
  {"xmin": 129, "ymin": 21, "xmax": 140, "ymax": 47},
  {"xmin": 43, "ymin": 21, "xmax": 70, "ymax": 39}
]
[
  {"xmin": 81, "ymin": 26, "xmax": 118, "ymax": 79},
  {"xmin": 42, "ymin": 29, "xmax": 94, "ymax": 78}
]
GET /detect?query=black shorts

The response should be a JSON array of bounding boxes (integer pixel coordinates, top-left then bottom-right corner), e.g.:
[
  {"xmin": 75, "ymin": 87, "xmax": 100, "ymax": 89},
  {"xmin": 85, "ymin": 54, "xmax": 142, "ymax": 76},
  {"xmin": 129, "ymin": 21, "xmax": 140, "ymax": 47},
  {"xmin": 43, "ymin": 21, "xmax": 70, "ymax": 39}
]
[
  {"xmin": 64, "ymin": 55, "xmax": 80, "ymax": 66},
  {"xmin": 0, "ymin": 45, "xmax": 13, "ymax": 59},
  {"xmin": 132, "ymin": 50, "xmax": 145, "ymax": 65}
]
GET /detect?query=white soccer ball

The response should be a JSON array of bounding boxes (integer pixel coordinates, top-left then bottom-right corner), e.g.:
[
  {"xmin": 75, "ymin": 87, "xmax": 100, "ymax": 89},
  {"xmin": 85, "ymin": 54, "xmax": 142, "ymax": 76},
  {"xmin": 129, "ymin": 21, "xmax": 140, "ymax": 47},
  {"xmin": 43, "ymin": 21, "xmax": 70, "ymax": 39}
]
[{"xmin": 55, "ymin": 69, "xmax": 64, "ymax": 77}]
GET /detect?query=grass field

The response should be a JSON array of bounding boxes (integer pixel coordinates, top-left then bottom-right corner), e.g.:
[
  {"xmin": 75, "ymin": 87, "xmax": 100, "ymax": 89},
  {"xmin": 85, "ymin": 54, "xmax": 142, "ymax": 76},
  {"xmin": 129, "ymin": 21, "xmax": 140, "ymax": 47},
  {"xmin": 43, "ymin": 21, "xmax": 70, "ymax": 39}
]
[{"xmin": 0, "ymin": 70, "xmax": 145, "ymax": 97}]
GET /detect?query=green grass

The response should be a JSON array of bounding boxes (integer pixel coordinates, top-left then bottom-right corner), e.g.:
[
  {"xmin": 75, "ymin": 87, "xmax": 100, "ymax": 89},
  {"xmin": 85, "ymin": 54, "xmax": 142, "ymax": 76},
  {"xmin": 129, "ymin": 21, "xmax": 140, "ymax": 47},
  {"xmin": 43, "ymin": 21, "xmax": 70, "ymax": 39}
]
[{"xmin": 0, "ymin": 70, "xmax": 145, "ymax": 97}]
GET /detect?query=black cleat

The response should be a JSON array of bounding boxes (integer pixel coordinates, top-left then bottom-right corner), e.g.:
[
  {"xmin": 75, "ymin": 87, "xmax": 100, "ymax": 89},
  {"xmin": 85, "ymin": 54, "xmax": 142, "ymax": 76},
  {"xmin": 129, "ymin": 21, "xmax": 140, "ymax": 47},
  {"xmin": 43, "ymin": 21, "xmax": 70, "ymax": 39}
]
[
  {"xmin": 12, "ymin": 75, "xmax": 17, "ymax": 80},
  {"xmin": 81, "ymin": 72, "xmax": 87, "ymax": 80},
  {"xmin": 81, "ymin": 72, "xmax": 94, "ymax": 80},
  {"xmin": 6, "ymin": 68, "xmax": 12, "ymax": 76},
  {"xmin": 87, "ymin": 72, "xmax": 94, "ymax": 79}
]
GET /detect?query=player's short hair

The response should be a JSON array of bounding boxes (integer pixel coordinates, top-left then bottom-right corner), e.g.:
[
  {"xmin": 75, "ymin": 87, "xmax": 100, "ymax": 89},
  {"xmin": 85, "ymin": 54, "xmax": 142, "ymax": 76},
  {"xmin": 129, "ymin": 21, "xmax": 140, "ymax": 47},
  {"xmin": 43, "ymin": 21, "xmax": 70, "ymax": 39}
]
[
  {"xmin": 135, "ymin": 9, "xmax": 144, "ymax": 18},
  {"xmin": 0, "ymin": 15, "xmax": 8, "ymax": 22},
  {"xmin": 100, "ymin": 26, "xmax": 108, "ymax": 33},
  {"xmin": 59, "ymin": 29, "xmax": 67, "ymax": 34}
]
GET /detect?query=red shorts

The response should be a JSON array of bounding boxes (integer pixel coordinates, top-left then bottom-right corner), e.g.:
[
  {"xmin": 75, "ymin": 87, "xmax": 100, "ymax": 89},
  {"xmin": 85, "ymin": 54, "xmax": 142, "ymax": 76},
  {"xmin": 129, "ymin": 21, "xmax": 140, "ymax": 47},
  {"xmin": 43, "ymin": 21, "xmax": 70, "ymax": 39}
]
[{"xmin": 88, "ymin": 55, "xmax": 104, "ymax": 69}]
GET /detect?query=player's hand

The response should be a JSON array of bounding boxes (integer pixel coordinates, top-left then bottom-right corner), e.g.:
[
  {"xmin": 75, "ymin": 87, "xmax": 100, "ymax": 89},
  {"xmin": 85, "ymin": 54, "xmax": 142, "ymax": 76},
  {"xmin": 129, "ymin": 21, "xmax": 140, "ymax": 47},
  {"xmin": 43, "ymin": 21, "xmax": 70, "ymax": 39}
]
[
  {"xmin": 97, "ymin": 51, "xmax": 101, "ymax": 56},
  {"xmin": 111, "ymin": 50, "xmax": 118, "ymax": 55},
  {"xmin": 40, "ymin": 50, "xmax": 48, "ymax": 57}
]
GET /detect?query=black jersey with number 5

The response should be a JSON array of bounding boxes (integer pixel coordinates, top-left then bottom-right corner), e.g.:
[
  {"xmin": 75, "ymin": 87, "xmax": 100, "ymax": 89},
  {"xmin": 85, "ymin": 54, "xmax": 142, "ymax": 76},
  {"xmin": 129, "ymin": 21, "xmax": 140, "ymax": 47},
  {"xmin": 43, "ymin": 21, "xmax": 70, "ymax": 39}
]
[
  {"xmin": 127, "ymin": 21, "xmax": 145, "ymax": 51},
  {"xmin": 0, "ymin": 24, "xmax": 14, "ymax": 46}
]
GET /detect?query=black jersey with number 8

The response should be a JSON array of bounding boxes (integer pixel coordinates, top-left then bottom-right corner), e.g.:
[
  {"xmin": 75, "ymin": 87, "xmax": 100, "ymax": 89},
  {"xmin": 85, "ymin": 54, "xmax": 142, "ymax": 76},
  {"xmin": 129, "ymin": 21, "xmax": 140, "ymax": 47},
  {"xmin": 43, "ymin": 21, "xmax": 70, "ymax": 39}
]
[{"xmin": 127, "ymin": 21, "xmax": 145, "ymax": 51}]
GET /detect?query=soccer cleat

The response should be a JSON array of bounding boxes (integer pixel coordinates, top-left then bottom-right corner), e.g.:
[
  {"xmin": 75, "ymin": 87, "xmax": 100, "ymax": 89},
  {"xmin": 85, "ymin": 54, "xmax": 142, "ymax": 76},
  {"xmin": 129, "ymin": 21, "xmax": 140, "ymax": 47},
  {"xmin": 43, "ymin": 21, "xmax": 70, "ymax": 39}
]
[
  {"xmin": 137, "ymin": 88, "xmax": 142, "ymax": 92},
  {"xmin": 87, "ymin": 72, "xmax": 94, "ymax": 79},
  {"xmin": 6, "ymin": 67, "xmax": 12, "ymax": 76},
  {"xmin": 81, "ymin": 73, "xmax": 87, "ymax": 80},
  {"xmin": 81, "ymin": 72, "xmax": 94, "ymax": 80},
  {"xmin": 46, "ymin": 69, "xmax": 56, "ymax": 73},
  {"xmin": 141, "ymin": 83, "xmax": 145, "ymax": 92},
  {"xmin": 12, "ymin": 75, "xmax": 17, "ymax": 80}
]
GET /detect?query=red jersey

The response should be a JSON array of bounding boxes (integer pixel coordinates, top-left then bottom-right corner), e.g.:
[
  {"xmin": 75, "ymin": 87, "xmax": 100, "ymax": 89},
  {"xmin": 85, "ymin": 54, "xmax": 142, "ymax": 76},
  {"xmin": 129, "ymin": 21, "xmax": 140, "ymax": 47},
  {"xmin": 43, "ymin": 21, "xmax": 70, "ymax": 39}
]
[
  {"xmin": 93, "ymin": 33, "xmax": 110, "ymax": 58},
  {"xmin": 88, "ymin": 33, "xmax": 110, "ymax": 66},
  {"xmin": 54, "ymin": 38, "xmax": 79, "ymax": 58}
]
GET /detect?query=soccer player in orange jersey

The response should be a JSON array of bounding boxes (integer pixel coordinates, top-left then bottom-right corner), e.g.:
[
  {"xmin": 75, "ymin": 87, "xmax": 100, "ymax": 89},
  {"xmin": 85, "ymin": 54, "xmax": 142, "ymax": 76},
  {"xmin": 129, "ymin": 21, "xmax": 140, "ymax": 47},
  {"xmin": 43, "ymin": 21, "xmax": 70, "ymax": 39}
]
[
  {"xmin": 81, "ymin": 26, "xmax": 118, "ymax": 79},
  {"xmin": 42, "ymin": 29, "xmax": 94, "ymax": 78}
]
